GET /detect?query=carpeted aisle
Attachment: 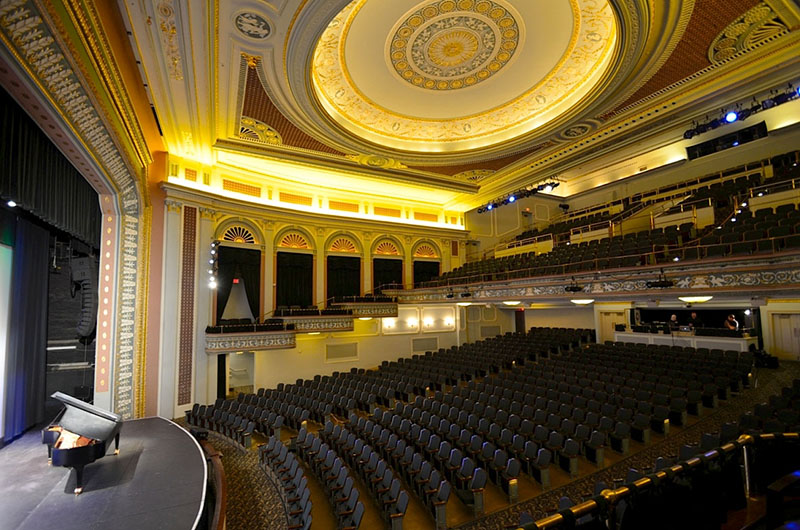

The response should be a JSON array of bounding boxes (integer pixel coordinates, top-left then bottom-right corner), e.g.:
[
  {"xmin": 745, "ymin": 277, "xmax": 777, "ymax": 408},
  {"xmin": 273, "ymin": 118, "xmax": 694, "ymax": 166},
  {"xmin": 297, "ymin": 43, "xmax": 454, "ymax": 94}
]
[{"xmin": 177, "ymin": 419, "xmax": 288, "ymax": 530}]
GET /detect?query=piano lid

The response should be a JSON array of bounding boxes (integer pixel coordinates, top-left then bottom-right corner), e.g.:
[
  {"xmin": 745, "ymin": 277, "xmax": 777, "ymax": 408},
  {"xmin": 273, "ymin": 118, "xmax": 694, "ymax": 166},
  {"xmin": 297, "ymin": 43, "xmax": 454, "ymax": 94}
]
[{"xmin": 51, "ymin": 392, "xmax": 122, "ymax": 441}]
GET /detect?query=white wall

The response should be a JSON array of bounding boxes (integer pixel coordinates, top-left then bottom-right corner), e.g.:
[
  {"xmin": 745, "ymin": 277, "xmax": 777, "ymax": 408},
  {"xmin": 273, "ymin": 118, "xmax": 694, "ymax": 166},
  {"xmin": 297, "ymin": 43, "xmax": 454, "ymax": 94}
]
[
  {"xmin": 0, "ymin": 244, "xmax": 13, "ymax": 442},
  {"xmin": 759, "ymin": 300, "xmax": 800, "ymax": 360},
  {"xmin": 523, "ymin": 306, "xmax": 596, "ymax": 330},
  {"xmin": 252, "ymin": 304, "xmax": 466, "ymax": 390},
  {"xmin": 465, "ymin": 195, "xmax": 560, "ymax": 257}
]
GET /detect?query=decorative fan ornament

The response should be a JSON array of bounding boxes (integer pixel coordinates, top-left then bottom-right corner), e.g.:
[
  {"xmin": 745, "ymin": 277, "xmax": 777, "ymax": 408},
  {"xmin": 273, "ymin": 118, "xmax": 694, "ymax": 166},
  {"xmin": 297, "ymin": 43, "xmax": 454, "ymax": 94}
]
[
  {"xmin": 414, "ymin": 244, "xmax": 438, "ymax": 258},
  {"xmin": 222, "ymin": 225, "xmax": 256, "ymax": 244},
  {"xmin": 329, "ymin": 237, "xmax": 358, "ymax": 253},
  {"xmin": 375, "ymin": 241, "xmax": 400, "ymax": 255},
  {"xmin": 279, "ymin": 232, "xmax": 310, "ymax": 249}
]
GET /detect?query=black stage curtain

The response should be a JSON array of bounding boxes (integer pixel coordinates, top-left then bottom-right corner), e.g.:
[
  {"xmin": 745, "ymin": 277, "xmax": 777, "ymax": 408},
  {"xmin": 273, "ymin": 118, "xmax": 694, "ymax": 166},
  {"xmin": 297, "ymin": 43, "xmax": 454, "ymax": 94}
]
[
  {"xmin": 413, "ymin": 260, "xmax": 440, "ymax": 286},
  {"xmin": 215, "ymin": 246, "xmax": 261, "ymax": 321},
  {"xmin": 0, "ymin": 87, "xmax": 100, "ymax": 248},
  {"xmin": 4, "ymin": 219, "xmax": 49, "ymax": 441},
  {"xmin": 327, "ymin": 256, "xmax": 361, "ymax": 301},
  {"xmin": 276, "ymin": 252, "xmax": 313, "ymax": 308},
  {"xmin": 373, "ymin": 258, "xmax": 402, "ymax": 292}
]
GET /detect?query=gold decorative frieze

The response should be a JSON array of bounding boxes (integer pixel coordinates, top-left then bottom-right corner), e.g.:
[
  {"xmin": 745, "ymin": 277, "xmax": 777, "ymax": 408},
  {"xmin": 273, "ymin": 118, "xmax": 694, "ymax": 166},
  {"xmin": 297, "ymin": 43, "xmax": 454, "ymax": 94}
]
[
  {"xmin": 414, "ymin": 243, "xmax": 439, "ymax": 258},
  {"xmin": 329, "ymin": 302, "xmax": 399, "ymax": 318},
  {"xmin": 375, "ymin": 240, "xmax": 401, "ymax": 255},
  {"xmin": 239, "ymin": 116, "xmax": 282, "ymax": 145},
  {"xmin": 165, "ymin": 199, "xmax": 183, "ymax": 212},
  {"xmin": 345, "ymin": 153, "xmax": 407, "ymax": 169},
  {"xmin": 708, "ymin": 2, "xmax": 788, "ymax": 63},
  {"xmin": 283, "ymin": 316, "xmax": 354, "ymax": 332},
  {"xmin": 205, "ymin": 330, "xmax": 296, "ymax": 354},
  {"xmin": 329, "ymin": 237, "xmax": 359, "ymax": 253},
  {"xmin": 156, "ymin": 0, "xmax": 184, "ymax": 80}
]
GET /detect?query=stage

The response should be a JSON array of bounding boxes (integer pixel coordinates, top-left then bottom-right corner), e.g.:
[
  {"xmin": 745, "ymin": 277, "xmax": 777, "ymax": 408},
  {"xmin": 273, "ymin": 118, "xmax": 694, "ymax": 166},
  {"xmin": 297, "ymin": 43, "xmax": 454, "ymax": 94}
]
[{"xmin": 0, "ymin": 417, "xmax": 207, "ymax": 530}]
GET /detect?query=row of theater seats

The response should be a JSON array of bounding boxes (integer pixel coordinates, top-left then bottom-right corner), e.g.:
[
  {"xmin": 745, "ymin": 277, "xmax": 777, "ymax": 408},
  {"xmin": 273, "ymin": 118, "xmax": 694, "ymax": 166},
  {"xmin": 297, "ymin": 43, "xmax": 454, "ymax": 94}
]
[
  {"xmin": 292, "ymin": 429, "xmax": 365, "ymax": 530},
  {"xmin": 525, "ymin": 376, "xmax": 800, "ymax": 530},
  {"xmin": 664, "ymin": 171, "xmax": 762, "ymax": 215},
  {"xmin": 696, "ymin": 201, "xmax": 800, "ymax": 257},
  {"xmin": 514, "ymin": 211, "xmax": 612, "ymax": 242},
  {"xmin": 313, "ymin": 421, "xmax": 413, "ymax": 528},
  {"xmin": 259, "ymin": 436, "xmax": 313, "ymax": 530},
  {"xmin": 740, "ymin": 378, "xmax": 800, "ymax": 434},
  {"xmin": 184, "ymin": 399, "xmax": 285, "ymax": 449},
  {"xmin": 430, "ymin": 222, "xmax": 696, "ymax": 286}
]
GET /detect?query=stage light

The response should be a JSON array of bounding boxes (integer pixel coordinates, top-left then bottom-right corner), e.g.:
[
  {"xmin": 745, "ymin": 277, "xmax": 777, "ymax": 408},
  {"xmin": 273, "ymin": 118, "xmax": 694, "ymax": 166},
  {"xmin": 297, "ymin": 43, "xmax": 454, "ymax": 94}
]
[
  {"xmin": 6, "ymin": 200, "xmax": 16, "ymax": 208},
  {"xmin": 744, "ymin": 309, "xmax": 752, "ymax": 316},
  {"xmin": 725, "ymin": 111, "xmax": 738, "ymax": 123},
  {"xmin": 210, "ymin": 249, "xmax": 216, "ymax": 255},
  {"xmin": 551, "ymin": 182, "xmax": 560, "ymax": 189},
  {"xmin": 732, "ymin": 141, "xmax": 739, "ymax": 147},
  {"xmin": 543, "ymin": 184, "xmax": 553, "ymax": 193},
  {"xmin": 486, "ymin": 204, "xmax": 493, "ymax": 210},
  {"xmin": 208, "ymin": 259, "xmax": 214, "ymax": 264},
  {"xmin": 761, "ymin": 97, "xmax": 776, "ymax": 109},
  {"xmin": 683, "ymin": 129, "xmax": 696, "ymax": 140},
  {"xmin": 508, "ymin": 195, "xmax": 515, "ymax": 203},
  {"xmin": 673, "ymin": 256, "xmax": 680, "ymax": 262},
  {"xmin": 208, "ymin": 280, "xmax": 217, "ymax": 289},
  {"xmin": 741, "ymin": 201, "xmax": 747, "ymax": 207}
]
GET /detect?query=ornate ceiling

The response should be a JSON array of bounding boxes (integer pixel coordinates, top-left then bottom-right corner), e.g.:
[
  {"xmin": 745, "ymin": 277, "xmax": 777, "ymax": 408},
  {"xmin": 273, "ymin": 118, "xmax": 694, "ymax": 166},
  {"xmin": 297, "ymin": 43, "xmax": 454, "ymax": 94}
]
[{"xmin": 118, "ymin": 0, "xmax": 800, "ymax": 211}]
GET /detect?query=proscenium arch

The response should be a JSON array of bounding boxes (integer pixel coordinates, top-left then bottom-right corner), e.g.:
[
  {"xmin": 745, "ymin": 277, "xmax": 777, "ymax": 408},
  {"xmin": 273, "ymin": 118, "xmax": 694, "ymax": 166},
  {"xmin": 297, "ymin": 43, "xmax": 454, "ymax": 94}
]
[{"xmin": 215, "ymin": 216, "xmax": 265, "ymax": 246}]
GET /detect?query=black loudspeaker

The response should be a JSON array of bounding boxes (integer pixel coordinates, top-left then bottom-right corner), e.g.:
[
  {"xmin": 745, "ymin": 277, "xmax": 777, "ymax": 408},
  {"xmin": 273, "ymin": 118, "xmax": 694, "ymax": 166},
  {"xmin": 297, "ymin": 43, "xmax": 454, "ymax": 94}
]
[{"xmin": 71, "ymin": 256, "xmax": 98, "ymax": 340}]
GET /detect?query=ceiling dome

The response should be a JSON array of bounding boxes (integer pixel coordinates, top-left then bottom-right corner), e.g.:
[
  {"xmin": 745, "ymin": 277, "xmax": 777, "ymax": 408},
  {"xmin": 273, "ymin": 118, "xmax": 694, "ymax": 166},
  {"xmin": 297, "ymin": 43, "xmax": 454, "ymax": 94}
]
[{"xmin": 311, "ymin": 0, "xmax": 618, "ymax": 154}]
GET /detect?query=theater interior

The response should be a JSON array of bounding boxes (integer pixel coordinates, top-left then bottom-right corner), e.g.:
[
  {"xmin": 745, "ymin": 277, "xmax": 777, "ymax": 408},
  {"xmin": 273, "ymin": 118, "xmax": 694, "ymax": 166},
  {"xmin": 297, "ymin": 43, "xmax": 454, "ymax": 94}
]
[{"xmin": 1, "ymin": 1, "xmax": 800, "ymax": 529}]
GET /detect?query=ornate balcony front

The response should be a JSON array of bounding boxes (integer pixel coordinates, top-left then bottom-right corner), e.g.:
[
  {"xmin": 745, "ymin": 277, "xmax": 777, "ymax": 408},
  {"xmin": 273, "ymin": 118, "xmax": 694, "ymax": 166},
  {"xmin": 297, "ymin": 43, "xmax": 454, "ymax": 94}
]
[{"xmin": 205, "ymin": 330, "xmax": 296, "ymax": 354}]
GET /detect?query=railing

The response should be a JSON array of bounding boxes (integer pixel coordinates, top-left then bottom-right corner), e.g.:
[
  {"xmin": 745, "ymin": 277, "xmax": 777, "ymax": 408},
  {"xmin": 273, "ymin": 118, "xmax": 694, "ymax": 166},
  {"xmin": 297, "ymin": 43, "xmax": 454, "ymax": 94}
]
[
  {"xmin": 522, "ymin": 433, "xmax": 800, "ymax": 530},
  {"xmin": 748, "ymin": 175, "xmax": 800, "ymax": 198},
  {"xmin": 416, "ymin": 230, "xmax": 799, "ymax": 289},
  {"xmin": 494, "ymin": 232, "xmax": 554, "ymax": 254},
  {"xmin": 199, "ymin": 440, "xmax": 227, "ymax": 530}
]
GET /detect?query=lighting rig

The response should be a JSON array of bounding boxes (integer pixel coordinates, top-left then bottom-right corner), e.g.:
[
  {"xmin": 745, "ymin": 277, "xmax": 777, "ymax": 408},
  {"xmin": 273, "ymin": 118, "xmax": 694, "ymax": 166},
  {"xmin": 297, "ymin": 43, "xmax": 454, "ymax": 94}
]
[
  {"xmin": 477, "ymin": 180, "xmax": 561, "ymax": 213},
  {"xmin": 683, "ymin": 83, "xmax": 800, "ymax": 140},
  {"xmin": 208, "ymin": 240, "xmax": 219, "ymax": 289},
  {"xmin": 646, "ymin": 268, "xmax": 674, "ymax": 289},
  {"xmin": 565, "ymin": 276, "xmax": 584, "ymax": 293}
]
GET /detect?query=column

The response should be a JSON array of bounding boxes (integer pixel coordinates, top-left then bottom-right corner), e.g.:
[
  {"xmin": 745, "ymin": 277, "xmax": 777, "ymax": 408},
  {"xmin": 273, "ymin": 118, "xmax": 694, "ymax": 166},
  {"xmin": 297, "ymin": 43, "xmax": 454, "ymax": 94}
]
[
  {"xmin": 362, "ymin": 232, "xmax": 372, "ymax": 294},
  {"xmin": 404, "ymin": 235, "xmax": 414, "ymax": 288},
  {"xmin": 262, "ymin": 220, "xmax": 275, "ymax": 316},
  {"xmin": 194, "ymin": 207, "xmax": 216, "ymax": 405},
  {"xmin": 315, "ymin": 227, "xmax": 326, "ymax": 306},
  {"xmin": 158, "ymin": 199, "xmax": 182, "ymax": 417}
]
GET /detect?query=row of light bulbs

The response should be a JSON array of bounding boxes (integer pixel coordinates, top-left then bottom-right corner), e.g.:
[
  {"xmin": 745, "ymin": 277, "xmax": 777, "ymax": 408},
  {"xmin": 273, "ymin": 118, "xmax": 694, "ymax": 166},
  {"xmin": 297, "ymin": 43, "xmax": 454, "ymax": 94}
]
[
  {"xmin": 208, "ymin": 241, "xmax": 218, "ymax": 289},
  {"xmin": 477, "ymin": 181, "xmax": 561, "ymax": 214}
]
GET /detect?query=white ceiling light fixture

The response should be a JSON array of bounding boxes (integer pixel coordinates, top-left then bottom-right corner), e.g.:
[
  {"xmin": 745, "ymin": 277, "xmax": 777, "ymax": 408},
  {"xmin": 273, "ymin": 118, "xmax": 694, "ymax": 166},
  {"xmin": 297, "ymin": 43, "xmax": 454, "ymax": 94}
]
[
  {"xmin": 570, "ymin": 299, "xmax": 595, "ymax": 305},
  {"xmin": 502, "ymin": 301, "xmax": 522, "ymax": 306},
  {"xmin": 678, "ymin": 296, "xmax": 713, "ymax": 303},
  {"xmin": 456, "ymin": 302, "xmax": 472, "ymax": 307}
]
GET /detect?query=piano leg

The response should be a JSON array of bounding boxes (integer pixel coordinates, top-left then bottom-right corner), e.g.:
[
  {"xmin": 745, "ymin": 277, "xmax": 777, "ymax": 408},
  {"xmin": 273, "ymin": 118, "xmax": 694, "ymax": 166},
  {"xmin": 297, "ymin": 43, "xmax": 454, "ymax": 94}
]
[
  {"xmin": 114, "ymin": 433, "xmax": 120, "ymax": 455},
  {"xmin": 74, "ymin": 465, "xmax": 85, "ymax": 495}
]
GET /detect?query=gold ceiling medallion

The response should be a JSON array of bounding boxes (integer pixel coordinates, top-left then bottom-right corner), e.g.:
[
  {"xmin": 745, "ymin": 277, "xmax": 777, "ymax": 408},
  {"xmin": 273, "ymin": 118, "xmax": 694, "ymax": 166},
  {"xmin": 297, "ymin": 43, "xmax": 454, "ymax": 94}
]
[
  {"xmin": 375, "ymin": 241, "xmax": 401, "ymax": 255},
  {"xmin": 708, "ymin": 3, "xmax": 788, "ymax": 63},
  {"xmin": 239, "ymin": 116, "xmax": 282, "ymax": 145},
  {"xmin": 389, "ymin": 0, "xmax": 519, "ymax": 91},
  {"xmin": 346, "ymin": 153, "xmax": 407, "ymax": 169},
  {"xmin": 222, "ymin": 226, "xmax": 256, "ymax": 244},
  {"xmin": 414, "ymin": 244, "xmax": 438, "ymax": 258},
  {"xmin": 329, "ymin": 237, "xmax": 359, "ymax": 253},
  {"xmin": 312, "ymin": 0, "xmax": 617, "ymax": 152},
  {"xmin": 453, "ymin": 169, "xmax": 495, "ymax": 182},
  {"xmin": 279, "ymin": 233, "xmax": 310, "ymax": 249}
]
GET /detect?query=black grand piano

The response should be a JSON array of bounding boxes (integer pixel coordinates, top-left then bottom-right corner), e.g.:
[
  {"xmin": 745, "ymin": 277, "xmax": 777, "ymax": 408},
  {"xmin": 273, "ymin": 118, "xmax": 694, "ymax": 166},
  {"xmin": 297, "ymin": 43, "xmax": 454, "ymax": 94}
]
[{"xmin": 41, "ymin": 391, "xmax": 123, "ymax": 494}]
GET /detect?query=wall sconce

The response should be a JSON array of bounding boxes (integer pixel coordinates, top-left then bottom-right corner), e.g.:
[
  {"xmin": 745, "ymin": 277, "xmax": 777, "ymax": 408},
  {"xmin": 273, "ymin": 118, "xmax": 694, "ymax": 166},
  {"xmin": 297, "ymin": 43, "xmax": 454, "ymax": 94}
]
[
  {"xmin": 383, "ymin": 318, "xmax": 395, "ymax": 329},
  {"xmin": 444, "ymin": 317, "xmax": 454, "ymax": 327},
  {"xmin": 423, "ymin": 317, "xmax": 434, "ymax": 327},
  {"xmin": 407, "ymin": 317, "xmax": 419, "ymax": 327}
]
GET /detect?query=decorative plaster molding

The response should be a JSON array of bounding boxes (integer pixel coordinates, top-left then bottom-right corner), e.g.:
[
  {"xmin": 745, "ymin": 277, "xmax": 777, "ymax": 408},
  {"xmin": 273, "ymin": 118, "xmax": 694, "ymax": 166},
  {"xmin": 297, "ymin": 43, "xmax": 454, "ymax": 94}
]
[
  {"xmin": 199, "ymin": 206, "xmax": 218, "ymax": 220},
  {"xmin": 708, "ymin": 2, "xmax": 788, "ymax": 63},
  {"xmin": 283, "ymin": 316, "xmax": 355, "ymax": 332},
  {"xmin": 165, "ymin": 199, "xmax": 183, "ymax": 212},
  {"xmin": 331, "ymin": 303, "xmax": 399, "ymax": 317},
  {"xmin": 205, "ymin": 331, "xmax": 296, "ymax": 354},
  {"xmin": 155, "ymin": 0, "xmax": 184, "ymax": 80}
]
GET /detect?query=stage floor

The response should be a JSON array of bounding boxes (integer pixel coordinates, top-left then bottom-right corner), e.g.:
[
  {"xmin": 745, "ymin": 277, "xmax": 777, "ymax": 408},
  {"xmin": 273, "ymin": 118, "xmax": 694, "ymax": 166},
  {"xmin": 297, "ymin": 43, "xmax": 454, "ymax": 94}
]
[{"xmin": 0, "ymin": 417, "xmax": 206, "ymax": 530}]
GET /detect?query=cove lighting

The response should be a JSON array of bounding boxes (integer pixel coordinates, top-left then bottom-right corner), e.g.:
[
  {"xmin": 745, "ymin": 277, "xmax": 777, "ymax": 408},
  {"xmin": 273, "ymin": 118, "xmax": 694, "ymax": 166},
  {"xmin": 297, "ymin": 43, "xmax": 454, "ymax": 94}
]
[
  {"xmin": 358, "ymin": 317, "xmax": 372, "ymax": 321},
  {"xmin": 456, "ymin": 302, "xmax": 472, "ymax": 307},
  {"xmin": 570, "ymin": 299, "xmax": 595, "ymax": 305},
  {"xmin": 678, "ymin": 296, "xmax": 713, "ymax": 303},
  {"xmin": 502, "ymin": 301, "xmax": 521, "ymax": 306},
  {"xmin": 6, "ymin": 200, "xmax": 16, "ymax": 208},
  {"xmin": 307, "ymin": 332, "xmax": 320, "ymax": 335}
]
